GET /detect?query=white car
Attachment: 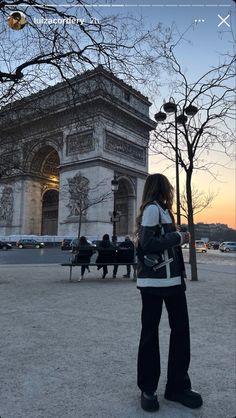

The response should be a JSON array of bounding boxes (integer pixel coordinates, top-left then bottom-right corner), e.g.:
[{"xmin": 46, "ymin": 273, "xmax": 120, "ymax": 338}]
[
  {"xmin": 195, "ymin": 241, "xmax": 207, "ymax": 253},
  {"xmin": 219, "ymin": 242, "xmax": 236, "ymax": 252}
]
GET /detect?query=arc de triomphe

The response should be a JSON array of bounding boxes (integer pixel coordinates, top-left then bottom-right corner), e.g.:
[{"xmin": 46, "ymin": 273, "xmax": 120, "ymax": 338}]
[{"xmin": 0, "ymin": 66, "xmax": 155, "ymax": 238}]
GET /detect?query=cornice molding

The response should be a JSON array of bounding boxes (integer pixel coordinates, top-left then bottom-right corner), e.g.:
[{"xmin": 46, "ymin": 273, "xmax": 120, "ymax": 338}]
[{"xmin": 59, "ymin": 157, "xmax": 148, "ymax": 179}]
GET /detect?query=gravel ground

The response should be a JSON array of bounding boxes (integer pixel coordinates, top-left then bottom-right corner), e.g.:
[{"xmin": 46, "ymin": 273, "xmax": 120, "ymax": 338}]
[{"xmin": 0, "ymin": 262, "xmax": 235, "ymax": 418}]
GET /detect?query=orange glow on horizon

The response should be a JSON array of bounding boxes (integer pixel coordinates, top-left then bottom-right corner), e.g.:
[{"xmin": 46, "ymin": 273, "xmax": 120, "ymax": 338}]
[
  {"xmin": 176, "ymin": 203, "xmax": 235, "ymax": 229},
  {"xmin": 149, "ymin": 156, "xmax": 235, "ymax": 230}
]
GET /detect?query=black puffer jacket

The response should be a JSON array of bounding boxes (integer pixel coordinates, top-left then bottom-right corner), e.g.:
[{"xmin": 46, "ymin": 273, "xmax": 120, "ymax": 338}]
[
  {"xmin": 136, "ymin": 202, "xmax": 186, "ymax": 294},
  {"xmin": 96, "ymin": 240, "xmax": 117, "ymax": 265},
  {"xmin": 75, "ymin": 244, "xmax": 95, "ymax": 264}
]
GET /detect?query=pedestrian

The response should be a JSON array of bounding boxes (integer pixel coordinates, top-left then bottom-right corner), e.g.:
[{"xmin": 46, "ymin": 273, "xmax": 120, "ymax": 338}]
[
  {"xmin": 96, "ymin": 234, "xmax": 117, "ymax": 279},
  {"xmin": 112, "ymin": 236, "xmax": 135, "ymax": 278},
  {"xmin": 75, "ymin": 236, "xmax": 95, "ymax": 282},
  {"xmin": 136, "ymin": 173, "xmax": 202, "ymax": 412},
  {"xmin": 111, "ymin": 235, "xmax": 119, "ymax": 278}
]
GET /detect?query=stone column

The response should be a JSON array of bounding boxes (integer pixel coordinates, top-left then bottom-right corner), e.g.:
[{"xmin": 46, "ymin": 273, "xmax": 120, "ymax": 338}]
[{"xmin": 20, "ymin": 179, "xmax": 43, "ymax": 234}]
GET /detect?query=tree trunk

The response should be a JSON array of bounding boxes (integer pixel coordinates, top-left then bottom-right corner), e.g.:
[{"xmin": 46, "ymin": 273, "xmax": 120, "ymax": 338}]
[{"xmin": 186, "ymin": 171, "xmax": 198, "ymax": 281}]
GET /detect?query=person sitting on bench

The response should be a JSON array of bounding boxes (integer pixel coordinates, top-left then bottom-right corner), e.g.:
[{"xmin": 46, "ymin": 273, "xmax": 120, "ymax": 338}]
[
  {"xmin": 75, "ymin": 236, "xmax": 95, "ymax": 282},
  {"xmin": 113, "ymin": 236, "xmax": 135, "ymax": 278},
  {"xmin": 96, "ymin": 234, "xmax": 117, "ymax": 279}
]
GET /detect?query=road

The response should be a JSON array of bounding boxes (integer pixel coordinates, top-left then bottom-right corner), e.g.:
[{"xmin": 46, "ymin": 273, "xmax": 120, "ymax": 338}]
[
  {"xmin": 0, "ymin": 247, "xmax": 72, "ymax": 265},
  {"xmin": 182, "ymin": 248, "xmax": 236, "ymax": 266},
  {"xmin": 0, "ymin": 247, "xmax": 235, "ymax": 265}
]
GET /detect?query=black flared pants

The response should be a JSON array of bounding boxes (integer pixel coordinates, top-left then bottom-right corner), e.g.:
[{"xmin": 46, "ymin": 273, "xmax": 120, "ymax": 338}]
[{"xmin": 137, "ymin": 290, "xmax": 191, "ymax": 394}]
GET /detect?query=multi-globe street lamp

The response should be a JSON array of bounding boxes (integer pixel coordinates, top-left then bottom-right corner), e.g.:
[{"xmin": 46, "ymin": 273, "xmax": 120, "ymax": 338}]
[
  {"xmin": 154, "ymin": 99, "xmax": 198, "ymax": 226},
  {"xmin": 111, "ymin": 175, "xmax": 119, "ymax": 243}
]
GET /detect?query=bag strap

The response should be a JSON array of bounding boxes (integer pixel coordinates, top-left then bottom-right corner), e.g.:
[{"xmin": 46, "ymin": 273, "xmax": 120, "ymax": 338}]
[{"xmin": 152, "ymin": 201, "xmax": 165, "ymax": 236}]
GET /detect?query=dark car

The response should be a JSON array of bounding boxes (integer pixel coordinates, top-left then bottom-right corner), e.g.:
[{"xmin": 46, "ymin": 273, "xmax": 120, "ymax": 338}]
[
  {"xmin": 207, "ymin": 241, "xmax": 220, "ymax": 250},
  {"xmin": 16, "ymin": 239, "xmax": 45, "ymax": 249},
  {"xmin": 70, "ymin": 238, "xmax": 79, "ymax": 253},
  {"xmin": 61, "ymin": 239, "xmax": 72, "ymax": 251},
  {"xmin": 71, "ymin": 238, "xmax": 95, "ymax": 253},
  {"xmin": 92, "ymin": 240, "xmax": 101, "ymax": 247},
  {"xmin": 0, "ymin": 241, "xmax": 12, "ymax": 250}
]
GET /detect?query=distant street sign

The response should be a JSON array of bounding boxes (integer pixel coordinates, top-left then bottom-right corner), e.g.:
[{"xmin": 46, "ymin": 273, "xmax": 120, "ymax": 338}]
[
  {"xmin": 109, "ymin": 211, "xmax": 121, "ymax": 217},
  {"xmin": 110, "ymin": 217, "xmax": 120, "ymax": 223}
]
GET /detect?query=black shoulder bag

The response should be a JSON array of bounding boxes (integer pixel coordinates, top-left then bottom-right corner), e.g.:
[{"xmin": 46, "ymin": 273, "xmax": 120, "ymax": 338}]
[{"xmin": 136, "ymin": 204, "xmax": 173, "ymax": 271}]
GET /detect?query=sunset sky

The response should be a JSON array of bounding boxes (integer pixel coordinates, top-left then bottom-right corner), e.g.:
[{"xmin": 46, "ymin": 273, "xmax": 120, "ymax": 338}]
[
  {"xmin": 96, "ymin": 0, "xmax": 235, "ymax": 227},
  {"xmin": 131, "ymin": 1, "xmax": 236, "ymax": 228},
  {"xmin": 149, "ymin": 156, "xmax": 235, "ymax": 228}
]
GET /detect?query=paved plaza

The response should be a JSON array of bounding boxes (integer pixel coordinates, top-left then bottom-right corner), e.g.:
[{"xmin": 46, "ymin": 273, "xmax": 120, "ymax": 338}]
[{"xmin": 0, "ymin": 261, "xmax": 235, "ymax": 418}]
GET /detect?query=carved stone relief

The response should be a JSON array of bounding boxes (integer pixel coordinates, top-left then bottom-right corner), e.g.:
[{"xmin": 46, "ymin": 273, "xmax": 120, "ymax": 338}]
[
  {"xmin": 105, "ymin": 132, "xmax": 146, "ymax": 165},
  {"xmin": 66, "ymin": 130, "xmax": 94, "ymax": 155},
  {"xmin": 0, "ymin": 186, "xmax": 14, "ymax": 224},
  {"xmin": 66, "ymin": 173, "xmax": 89, "ymax": 217}
]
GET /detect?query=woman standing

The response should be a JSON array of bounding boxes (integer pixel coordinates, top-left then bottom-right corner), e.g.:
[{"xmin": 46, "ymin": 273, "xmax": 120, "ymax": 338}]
[{"xmin": 136, "ymin": 173, "xmax": 202, "ymax": 412}]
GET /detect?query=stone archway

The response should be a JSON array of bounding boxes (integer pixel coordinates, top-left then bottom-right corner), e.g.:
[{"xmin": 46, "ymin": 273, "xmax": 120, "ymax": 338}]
[
  {"xmin": 28, "ymin": 146, "xmax": 60, "ymax": 235},
  {"xmin": 30, "ymin": 146, "xmax": 60, "ymax": 180},
  {"xmin": 41, "ymin": 189, "xmax": 59, "ymax": 235},
  {"xmin": 116, "ymin": 177, "xmax": 136, "ymax": 237}
]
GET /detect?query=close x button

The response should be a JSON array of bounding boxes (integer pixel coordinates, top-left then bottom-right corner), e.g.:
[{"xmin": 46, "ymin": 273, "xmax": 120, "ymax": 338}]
[{"xmin": 217, "ymin": 14, "xmax": 230, "ymax": 28}]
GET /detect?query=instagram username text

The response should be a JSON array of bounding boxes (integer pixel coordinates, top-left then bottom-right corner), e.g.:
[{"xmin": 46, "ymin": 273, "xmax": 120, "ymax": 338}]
[{"xmin": 33, "ymin": 17, "xmax": 100, "ymax": 26}]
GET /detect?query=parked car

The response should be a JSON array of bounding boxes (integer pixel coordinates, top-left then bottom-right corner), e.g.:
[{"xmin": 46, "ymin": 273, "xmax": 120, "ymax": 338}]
[
  {"xmin": 16, "ymin": 239, "xmax": 45, "ymax": 249},
  {"xmin": 61, "ymin": 239, "xmax": 72, "ymax": 251},
  {"xmin": 0, "ymin": 241, "xmax": 12, "ymax": 250},
  {"xmin": 219, "ymin": 242, "xmax": 236, "ymax": 252},
  {"xmin": 71, "ymin": 238, "xmax": 95, "ymax": 252},
  {"xmin": 207, "ymin": 241, "xmax": 220, "ymax": 250},
  {"xmin": 195, "ymin": 240, "xmax": 207, "ymax": 253},
  {"xmin": 92, "ymin": 240, "xmax": 101, "ymax": 247},
  {"xmin": 70, "ymin": 238, "xmax": 79, "ymax": 252}
]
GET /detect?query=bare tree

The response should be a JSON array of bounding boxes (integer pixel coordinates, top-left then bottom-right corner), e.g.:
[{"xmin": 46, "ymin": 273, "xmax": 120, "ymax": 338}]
[
  {"xmin": 150, "ymin": 36, "xmax": 235, "ymax": 280},
  {"xmin": 0, "ymin": 0, "xmax": 155, "ymax": 106},
  {"xmin": 64, "ymin": 172, "xmax": 112, "ymax": 239},
  {"xmin": 180, "ymin": 188, "xmax": 217, "ymax": 221}
]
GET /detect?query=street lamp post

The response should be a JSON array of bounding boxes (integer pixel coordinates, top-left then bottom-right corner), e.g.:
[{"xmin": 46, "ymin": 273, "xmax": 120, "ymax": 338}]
[
  {"xmin": 111, "ymin": 175, "xmax": 119, "ymax": 243},
  {"xmin": 174, "ymin": 109, "xmax": 181, "ymax": 226},
  {"xmin": 155, "ymin": 99, "xmax": 198, "ymax": 226}
]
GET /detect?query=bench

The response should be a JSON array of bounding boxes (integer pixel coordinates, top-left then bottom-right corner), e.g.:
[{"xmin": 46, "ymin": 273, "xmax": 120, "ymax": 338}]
[{"xmin": 61, "ymin": 262, "xmax": 137, "ymax": 281}]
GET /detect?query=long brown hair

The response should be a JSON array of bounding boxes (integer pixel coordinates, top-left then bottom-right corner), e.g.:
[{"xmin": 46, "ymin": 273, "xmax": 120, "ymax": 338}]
[{"xmin": 136, "ymin": 173, "xmax": 175, "ymax": 229}]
